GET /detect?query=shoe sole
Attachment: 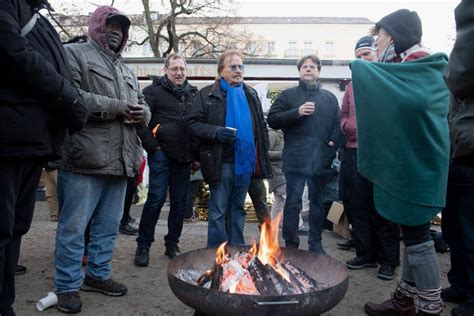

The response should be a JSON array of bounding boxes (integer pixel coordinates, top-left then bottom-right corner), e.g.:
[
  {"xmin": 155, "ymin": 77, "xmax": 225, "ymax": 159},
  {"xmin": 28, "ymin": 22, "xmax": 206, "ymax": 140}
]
[
  {"xmin": 80, "ymin": 284, "xmax": 127, "ymax": 296},
  {"xmin": 57, "ymin": 305, "xmax": 82, "ymax": 314},
  {"xmin": 134, "ymin": 260, "xmax": 149, "ymax": 267},
  {"xmin": 119, "ymin": 230, "xmax": 138, "ymax": 235},
  {"xmin": 346, "ymin": 262, "xmax": 378, "ymax": 270},
  {"xmin": 377, "ymin": 272, "xmax": 396, "ymax": 280}
]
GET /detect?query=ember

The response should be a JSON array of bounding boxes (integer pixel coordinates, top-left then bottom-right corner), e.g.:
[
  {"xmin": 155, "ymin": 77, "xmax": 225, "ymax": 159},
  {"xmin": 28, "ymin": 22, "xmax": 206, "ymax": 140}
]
[{"xmin": 181, "ymin": 213, "xmax": 320, "ymax": 295}]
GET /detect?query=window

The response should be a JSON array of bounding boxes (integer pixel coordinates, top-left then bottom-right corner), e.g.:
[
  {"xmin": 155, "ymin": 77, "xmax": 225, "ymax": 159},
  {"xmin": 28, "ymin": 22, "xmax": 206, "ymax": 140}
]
[
  {"xmin": 303, "ymin": 41, "xmax": 312, "ymax": 54},
  {"xmin": 266, "ymin": 41, "xmax": 275, "ymax": 55},
  {"xmin": 288, "ymin": 41, "xmax": 297, "ymax": 53},
  {"xmin": 245, "ymin": 41, "xmax": 257, "ymax": 55},
  {"xmin": 325, "ymin": 41, "xmax": 335, "ymax": 56}
]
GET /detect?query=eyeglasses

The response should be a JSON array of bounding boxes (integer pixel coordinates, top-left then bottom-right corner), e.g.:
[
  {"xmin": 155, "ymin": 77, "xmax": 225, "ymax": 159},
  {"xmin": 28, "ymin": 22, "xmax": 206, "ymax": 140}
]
[
  {"xmin": 229, "ymin": 64, "xmax": 245, "ymax": 72},
  {"xmin": 168, "ymin": 67, "xmax": 186, "ymax": 73}
]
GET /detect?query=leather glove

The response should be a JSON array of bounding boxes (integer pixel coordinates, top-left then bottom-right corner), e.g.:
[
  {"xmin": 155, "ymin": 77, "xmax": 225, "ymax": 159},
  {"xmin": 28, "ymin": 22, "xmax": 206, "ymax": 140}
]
[{"xmin": 215, "ymin": 127, "xmax": 236, "ymax": 144}]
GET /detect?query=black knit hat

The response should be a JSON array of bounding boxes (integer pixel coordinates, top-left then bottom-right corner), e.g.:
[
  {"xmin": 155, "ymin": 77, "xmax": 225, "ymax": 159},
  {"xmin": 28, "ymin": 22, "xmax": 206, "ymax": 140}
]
[
  {"xmin": 354, "ymin": 36, "xmax": 376, "ymax": 53},
  {"xmin": 375, "ymin": 9, "xmax": 422, "ymax": 54}
]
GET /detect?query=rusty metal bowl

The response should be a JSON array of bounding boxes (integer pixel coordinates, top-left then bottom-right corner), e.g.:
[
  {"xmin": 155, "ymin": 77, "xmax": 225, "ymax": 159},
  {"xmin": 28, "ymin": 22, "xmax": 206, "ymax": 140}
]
[{"xmin": 168, "ymin": 246, "xmax": 349, "ymax": 316}]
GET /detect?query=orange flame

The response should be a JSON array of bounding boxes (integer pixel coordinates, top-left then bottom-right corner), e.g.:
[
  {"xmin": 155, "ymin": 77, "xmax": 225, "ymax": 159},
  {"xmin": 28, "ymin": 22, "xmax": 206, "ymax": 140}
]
[
  {"xmin": 215, "ymin": 241, "xmax": 227, "ymax": 265},
  {"xmin": 249, "ymin": 240, "xmax": 257, "ymax": 257},
  {"xmin": 257, "ymin": 212, "xmax": 283, "ymax": 266}
]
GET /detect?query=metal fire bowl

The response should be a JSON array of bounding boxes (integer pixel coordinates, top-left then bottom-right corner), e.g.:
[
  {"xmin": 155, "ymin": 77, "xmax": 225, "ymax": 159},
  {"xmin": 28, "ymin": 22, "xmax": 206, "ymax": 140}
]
[{"xmin": 167, "ymin": 246, "xmax": 349, "ymax": 316}]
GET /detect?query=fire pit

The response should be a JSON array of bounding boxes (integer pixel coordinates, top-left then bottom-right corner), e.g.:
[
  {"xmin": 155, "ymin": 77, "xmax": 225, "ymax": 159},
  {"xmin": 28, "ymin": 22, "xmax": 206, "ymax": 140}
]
[{"xmin": 167, "ymin": 246, "xmax": 348, "ymax": 315}]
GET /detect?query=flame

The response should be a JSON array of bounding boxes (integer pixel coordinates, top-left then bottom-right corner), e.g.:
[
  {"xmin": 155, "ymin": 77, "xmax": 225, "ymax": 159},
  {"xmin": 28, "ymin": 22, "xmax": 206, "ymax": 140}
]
[
  {"xmin": 249, "ymin": 240, "xmax": 257, "ymax": 257},
  {"xmin": 215, "ymin": 242, "xmax": 227, "ymax": 265},
  {"xmin": 257, "ymin": 212, "xmax": 283, "ymax": 266}
]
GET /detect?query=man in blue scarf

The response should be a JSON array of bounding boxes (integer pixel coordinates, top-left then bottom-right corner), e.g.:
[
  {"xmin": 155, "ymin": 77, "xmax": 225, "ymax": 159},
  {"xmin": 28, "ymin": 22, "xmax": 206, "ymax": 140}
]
[
  {"xmin": 267, "ymin": 55, "xmax": 341, "ymax": 254},
  {"xmin": 189, "ymin": 50, "xmax": 272, "ymax": 247}
]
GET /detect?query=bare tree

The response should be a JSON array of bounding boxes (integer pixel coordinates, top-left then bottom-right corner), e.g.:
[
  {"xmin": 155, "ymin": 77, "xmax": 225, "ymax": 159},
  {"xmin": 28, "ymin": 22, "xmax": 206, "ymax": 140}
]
[{"xmin": 141, "ymin": 0, "xmax": 262, "ymax": 57}]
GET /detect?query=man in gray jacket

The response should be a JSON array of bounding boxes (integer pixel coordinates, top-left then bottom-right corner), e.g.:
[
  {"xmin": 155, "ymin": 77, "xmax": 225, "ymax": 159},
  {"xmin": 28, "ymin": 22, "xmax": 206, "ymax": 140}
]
[{"xmin": 51, "ymin": 6, "xmax": 150, "ymax": 313}]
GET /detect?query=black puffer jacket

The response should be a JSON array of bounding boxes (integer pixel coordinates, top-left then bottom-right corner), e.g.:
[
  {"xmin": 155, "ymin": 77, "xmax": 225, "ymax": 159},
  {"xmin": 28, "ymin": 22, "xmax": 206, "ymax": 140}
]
[
  {"xmin": 188, "ymin": 80, "xmax": 272, "ymax": 185},
  {"xmin": 0, "ymin": 0, "xmax": 87, "ymax": 160},
  {"xmin": 445, "ymin": 0, "xmax": 474, "ymax": 164},
  {"xmin": 140, "ymin": 76, "xmax": 199, "ymax": 163},
  {"xmin": 267, "ymin": 80, "xmax": 341, "ymax": 175}
]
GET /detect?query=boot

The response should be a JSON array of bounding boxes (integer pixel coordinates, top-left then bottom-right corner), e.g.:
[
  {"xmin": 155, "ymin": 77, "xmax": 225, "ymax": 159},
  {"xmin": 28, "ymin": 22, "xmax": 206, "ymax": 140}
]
[{"xmin": 364, "ymin": 284, "xmax": 416, "ymax": 316}]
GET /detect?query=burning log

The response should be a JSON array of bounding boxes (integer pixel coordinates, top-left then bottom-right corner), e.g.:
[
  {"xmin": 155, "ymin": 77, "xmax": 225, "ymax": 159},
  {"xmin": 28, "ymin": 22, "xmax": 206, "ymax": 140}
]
[
  {"xmin": 282, "ymin": 260, "xmax": 318, "ymax": 291},
  {"xmin": 247, "ymin": 256, "xmax": 279, "ymax": 296},
  {"xmin": 196, "ymin": 268, "xmax": 215, "ymax": 287},
  {"xmin": 264, "ymin": 263, "xmax": 294, "ymax": 295},
  {"xmin": 211, "ymin": 265, "xmax": 223, "ymax": 290}
]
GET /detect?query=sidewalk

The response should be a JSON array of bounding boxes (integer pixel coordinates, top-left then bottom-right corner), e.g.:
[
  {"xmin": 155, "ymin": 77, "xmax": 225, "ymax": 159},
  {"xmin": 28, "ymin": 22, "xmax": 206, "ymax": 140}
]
[{"xmin": 14, "ymin": 201, "xmax": 454, "ymax": 315}]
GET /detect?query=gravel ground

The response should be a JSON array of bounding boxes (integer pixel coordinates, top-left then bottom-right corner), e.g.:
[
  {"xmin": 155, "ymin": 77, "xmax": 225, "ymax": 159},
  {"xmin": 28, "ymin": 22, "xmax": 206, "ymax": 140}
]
[{"xmin": 13, "ymin": 201, "xmax": 454, "ymax": 315}]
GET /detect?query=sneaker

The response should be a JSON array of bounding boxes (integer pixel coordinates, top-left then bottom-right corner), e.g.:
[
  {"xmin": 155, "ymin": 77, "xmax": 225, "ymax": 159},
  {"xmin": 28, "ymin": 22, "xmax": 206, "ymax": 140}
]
[
  {"xmin": 441, "ymin": 287, "xmax": 466, "ymax": 303},
  {"xmin": 377, "ymin": 265, "xmax": 396, "ymax": 280},
  {"xmin": 164, "ymin": 245, "xmax": 181, "ymax": 259},
  {"xmin": 337, "ymin": 239, "xmax": 355, "ymax": 250},
  {"xmin": 451, "ymin": 303, "xmax": 474, "ymax": 316},
  {"xmin": 81, "ymin": 275, "xmax": 127, "ymax": 296},
  {"xmin": 14, "ymin": 264, "xmax": 27, "ymax": 275},
  {"xmin": 346, "ymin": 257, "xmax": 378, "ymax": 269},
  {"xmin": 57, "ymin": 291, "xmax": 82, "ymax": 314},
  {"xmin": 119, "ymin": 223, "xmax": 138, "ymax": 235},
  {"xmin": 134, "ymin": 247, "xmax": 149, "ymax": 267}
]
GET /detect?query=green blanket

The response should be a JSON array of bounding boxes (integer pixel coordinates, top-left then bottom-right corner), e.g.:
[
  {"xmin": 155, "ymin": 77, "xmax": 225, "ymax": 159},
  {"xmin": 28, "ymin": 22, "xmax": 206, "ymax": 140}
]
[{"xmin": 351, "ymin": 53, "xmax": 450, "ymax": 226}]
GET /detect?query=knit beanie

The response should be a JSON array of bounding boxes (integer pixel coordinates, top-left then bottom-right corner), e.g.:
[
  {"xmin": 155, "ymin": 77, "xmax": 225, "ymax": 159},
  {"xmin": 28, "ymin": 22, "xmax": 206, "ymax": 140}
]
[{"xmin": 375, "ymin": 9, "xmax": 422, "ymax": 54}]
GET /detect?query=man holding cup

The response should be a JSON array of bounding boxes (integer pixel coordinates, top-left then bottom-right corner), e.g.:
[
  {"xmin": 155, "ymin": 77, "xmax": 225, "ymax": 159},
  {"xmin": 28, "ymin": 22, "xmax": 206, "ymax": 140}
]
[
  {"xmin": 50, "ymin": 6, "xmax": 149, "ymax": 313},
  {"xmin": 267, "ymin": 54, "xmax": 341, "ymax": 254}
]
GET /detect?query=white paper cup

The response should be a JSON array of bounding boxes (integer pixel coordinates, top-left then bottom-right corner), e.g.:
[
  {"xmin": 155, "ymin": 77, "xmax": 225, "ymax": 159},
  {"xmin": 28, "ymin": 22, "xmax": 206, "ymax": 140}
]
[{"xmin": 36, "ymin": 292, "xmax": 58, "ymax": 311}]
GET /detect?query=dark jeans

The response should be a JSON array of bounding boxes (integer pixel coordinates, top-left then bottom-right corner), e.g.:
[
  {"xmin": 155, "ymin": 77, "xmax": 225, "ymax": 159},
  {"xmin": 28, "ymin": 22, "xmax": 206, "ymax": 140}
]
[
  {"xmin": 442, "ymin": 162, "xmax": 474, "ymax": 304},
  {"xmin": 284, "ymin": 172, "xmax": 327, "ymax": 253},
  {"xmin": 341, "ymin": 149, "xmax": 400, "ymax": 266},
  {"xmin": 137, "ymin": 149, "xmax": 191, "ymax": 249},
  {"xmin": 185, "ymin": 180, "xmax": 201, "ymax": 219},
  {"xmin": 121, "ymin": 177, "xmax": 137, "ymax": 226},
  {"xmin": 0, "ymin": 160, "xmax": 42, "ymax": 315},
  {"xmin": 248, "ymin": 178, "xmax": 269, "ymax": 224}
]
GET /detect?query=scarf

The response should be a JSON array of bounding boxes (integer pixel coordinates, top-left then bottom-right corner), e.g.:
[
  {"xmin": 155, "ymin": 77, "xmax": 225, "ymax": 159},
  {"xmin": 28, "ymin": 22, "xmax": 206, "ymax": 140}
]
[
  {"xmin": 220, "ymin": 78, "xmax": 256, "ymax": 186},
  {"xmin": 378, "ymin": 42, "xmax": 398, "ymax": 63},
  {"xmin": 162, "ymin": 75, "xmax": 189, "ymax": 98}
]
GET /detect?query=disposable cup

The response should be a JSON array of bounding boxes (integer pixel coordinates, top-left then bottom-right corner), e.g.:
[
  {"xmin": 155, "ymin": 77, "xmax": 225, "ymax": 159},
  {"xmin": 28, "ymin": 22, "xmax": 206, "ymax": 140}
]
[{"xmin": 36, "ymin": 292, "xmax": 58, "ymax": 311}]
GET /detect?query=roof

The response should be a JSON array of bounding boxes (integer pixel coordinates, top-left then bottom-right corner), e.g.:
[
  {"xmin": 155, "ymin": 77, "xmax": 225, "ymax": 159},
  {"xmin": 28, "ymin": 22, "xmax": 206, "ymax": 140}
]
[{"xmin": 176, "ymin": 16, "xmax": 373, "ymax": 25}]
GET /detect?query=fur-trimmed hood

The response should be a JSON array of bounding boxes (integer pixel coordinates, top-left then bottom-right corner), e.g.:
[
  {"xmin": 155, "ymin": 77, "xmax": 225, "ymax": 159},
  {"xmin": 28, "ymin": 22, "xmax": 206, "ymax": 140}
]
[{"xmin": 88, "ymin": 5, "xmax": 129, "ymax": 54}]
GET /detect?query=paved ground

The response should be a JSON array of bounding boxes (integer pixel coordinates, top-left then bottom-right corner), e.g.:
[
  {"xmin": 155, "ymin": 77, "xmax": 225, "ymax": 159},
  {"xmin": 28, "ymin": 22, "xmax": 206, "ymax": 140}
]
[{"xmin": 14, "ymin": 201, "xmax": 454, "ymax": 315}]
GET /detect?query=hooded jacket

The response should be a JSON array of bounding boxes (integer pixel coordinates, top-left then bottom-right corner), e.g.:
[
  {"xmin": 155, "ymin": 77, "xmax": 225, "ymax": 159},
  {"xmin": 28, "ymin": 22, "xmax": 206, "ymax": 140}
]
[
  {"xmin": 139, "ymin": 75, "xmax": 199, "ymax": 163},
  {"xmin": 51, "ymin": 6, "xmax": 150, "ymax": 177},
  {"xmin": 0, "ymin": 0, "xmax": 87, "ymax": 160}
]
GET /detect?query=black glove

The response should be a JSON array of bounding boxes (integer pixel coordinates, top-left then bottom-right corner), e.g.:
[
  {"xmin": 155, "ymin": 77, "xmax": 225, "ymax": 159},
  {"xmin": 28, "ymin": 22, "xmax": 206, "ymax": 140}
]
[
  {"xmin": 52, "ymin": 82, "xmax": 88, "ymax": 134},
  {"xmin": 215, "ymin": 127, "xmax": 235, "ymax": 144}
]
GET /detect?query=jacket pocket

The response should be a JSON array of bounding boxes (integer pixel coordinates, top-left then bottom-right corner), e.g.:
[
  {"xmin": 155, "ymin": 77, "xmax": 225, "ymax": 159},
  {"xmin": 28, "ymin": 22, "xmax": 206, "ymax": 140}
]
[
  {"xmin": 67, "ymin": 125, "xmax": 111, "ymax": 169},
  {"xmin": 87, "ymin": 64, "xmax": 116, "ymax": 95},
  {"xmin": 123, "ymin": 75, "xmax": 138, "ymax": 102}
]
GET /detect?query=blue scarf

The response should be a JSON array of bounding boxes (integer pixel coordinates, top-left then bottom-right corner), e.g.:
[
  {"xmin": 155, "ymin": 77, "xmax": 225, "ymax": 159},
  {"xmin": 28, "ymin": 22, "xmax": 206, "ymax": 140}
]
[{"xmin": 220, "ymin": 78, "xmax": 256, "ymax": 186}]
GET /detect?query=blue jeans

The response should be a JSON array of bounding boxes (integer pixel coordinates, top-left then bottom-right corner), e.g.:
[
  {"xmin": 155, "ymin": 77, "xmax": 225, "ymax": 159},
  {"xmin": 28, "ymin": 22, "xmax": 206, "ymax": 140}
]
[
  {"xmin": 208, "ymin": 163, "xmax": 249, "ymax": 247},
  {"xmin": 137, "ymin": 149, "xmax": 191, "ymax": 249},
  {"xmin": 284, "ymin": 172, "xmax": 328, "ymax": 253},
  {"xmin": 55, "ymin": 170, "xmax": 127, "ymax": 293}
]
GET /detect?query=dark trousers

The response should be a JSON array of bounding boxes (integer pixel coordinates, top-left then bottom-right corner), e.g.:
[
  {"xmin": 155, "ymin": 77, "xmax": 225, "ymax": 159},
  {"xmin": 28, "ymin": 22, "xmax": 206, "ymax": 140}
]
[
  {"xmin": 184, "ymin": 180, "xmax": 201, "ymax": 219},
  {"xmin": 284, "ymin": 172, "xmax": 327, "ymax": 253},
  {"xmin": 341, "ymin": 148, "xmax": 400, "ymax": 266},
  {"xmin": 137, "ymin": 149, "xmax": 191, "ymax": 249},
  {"xmin": 248, "ymin": 178, "xmax": 269, "ymax": 224},
  {"xmin": 0, "ymin": 160, "xmax": 43, "ymax": 315},
  {"xmin": 442, "ymin": 162, "xmax": 474, "ymax": 304},
  {"xmin": 120, "ymin": 177, "xmax": 137, "ymax": 226}
]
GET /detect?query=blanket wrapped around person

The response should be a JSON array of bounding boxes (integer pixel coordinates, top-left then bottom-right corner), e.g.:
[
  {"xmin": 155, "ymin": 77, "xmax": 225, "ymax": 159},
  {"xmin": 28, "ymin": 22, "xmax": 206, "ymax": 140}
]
[{"xmin": 351, "ymin": 53, "xmax": 450, "ymax": 226}]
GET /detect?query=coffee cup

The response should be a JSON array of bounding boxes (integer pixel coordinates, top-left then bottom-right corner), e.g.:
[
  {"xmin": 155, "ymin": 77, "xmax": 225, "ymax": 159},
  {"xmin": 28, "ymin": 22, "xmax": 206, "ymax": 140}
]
[{"xmin": 36, "ymin": 292, "xmax": 58, "ymax": 311}]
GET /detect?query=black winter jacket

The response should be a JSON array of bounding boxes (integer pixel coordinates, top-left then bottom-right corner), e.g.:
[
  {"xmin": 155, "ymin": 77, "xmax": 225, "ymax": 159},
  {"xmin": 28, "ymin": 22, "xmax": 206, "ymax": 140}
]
[
  {"xmin": 267, "ymin": 81, "xmax": 341, "ymax": 175},
  {"xmin": 188, "ymin": 80, "xmax": 272, "ymax": 185},
  {"xmin": 140, "ymin": 76, "xmax": 199, "ymax": 163},
  {"xmin": 0, "ymin": 0, "xmax": 86, "ymax": 160},
  {"xmin": 445, "ymin": 0, "xmax": 474, "ymax": 164}
]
